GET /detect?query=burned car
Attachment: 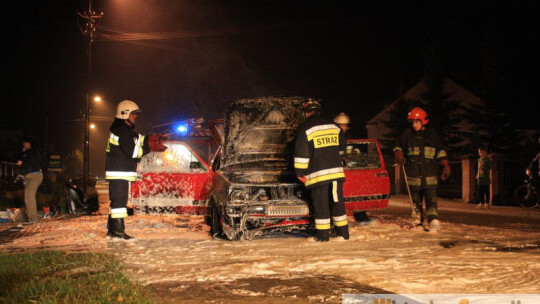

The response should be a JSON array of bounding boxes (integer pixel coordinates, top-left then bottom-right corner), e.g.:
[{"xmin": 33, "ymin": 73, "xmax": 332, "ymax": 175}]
[
  {"xmin": 207, "ymin": 96, "xmax": 391, "ymax": 240},
  {"xmin": 208, "ymin": 97, "xmax": 310, "ymax": 240}
]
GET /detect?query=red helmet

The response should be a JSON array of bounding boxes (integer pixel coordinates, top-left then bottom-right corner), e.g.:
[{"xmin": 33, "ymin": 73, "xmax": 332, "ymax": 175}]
[{"xmin": 407, "ymin": 107, "xmax": 429, "ymax": 125}]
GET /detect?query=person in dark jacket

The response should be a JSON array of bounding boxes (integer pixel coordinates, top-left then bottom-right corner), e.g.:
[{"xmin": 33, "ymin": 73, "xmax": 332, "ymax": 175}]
[
  {"xmin": 16, "ymin": 137, "xmax": 43, "ymax": 223},
  {"xmin": 105, "ymin": 100, "xmax": 167, "ymax": 240},
  {"xmin": 393, "ymin": 107, "xmax": 450, "ymax": 232},
  {"xmin": 295, "ymin": 99, "xmax": 349, "ymax": 241}
]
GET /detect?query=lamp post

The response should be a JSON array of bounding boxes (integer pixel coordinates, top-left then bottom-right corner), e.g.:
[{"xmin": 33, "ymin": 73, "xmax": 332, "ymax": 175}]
[{"xmin": 78, "ymin": 1, "xmax": 102, "ymax": 191}]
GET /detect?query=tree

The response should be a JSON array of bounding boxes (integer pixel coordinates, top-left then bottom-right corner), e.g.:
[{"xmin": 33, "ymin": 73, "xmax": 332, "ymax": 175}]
[
  {"xmin": 421, "ymin": 77, "xmax": 468, "ymax": 153},
  {"xmin": 462, "ymin": 101, "xmax": 522, "ymax": 153},
  {"xmin": 381, "ymin": 78, "xmax": 468, "ymax": 158},
  {"xmin": 382, "ymin": 44, "xmax": 469, "ymax": 157},
  {"xmin": 466, "ymin": 17, "xmax": 524, "ymax": 153},
  {"xmin": 379, "ymin": 98, "xmax": 422, "ymax": 149}
]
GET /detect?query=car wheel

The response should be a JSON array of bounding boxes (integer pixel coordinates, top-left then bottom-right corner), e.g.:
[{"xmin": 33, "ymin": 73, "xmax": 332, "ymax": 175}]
[{"xmin": 211, "ymin": 203, "xmax": 223, "ymax": 237}]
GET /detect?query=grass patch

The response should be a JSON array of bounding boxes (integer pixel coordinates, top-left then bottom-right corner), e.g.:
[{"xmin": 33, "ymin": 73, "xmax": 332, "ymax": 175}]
[{"xmin": 0, "ymin": 251, "xmax": 156, "ymax": 303}]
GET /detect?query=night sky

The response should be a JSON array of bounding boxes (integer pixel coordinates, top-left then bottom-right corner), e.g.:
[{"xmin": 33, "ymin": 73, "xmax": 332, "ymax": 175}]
[{"xmin": 3, "ymin": 0, "xmax": 539, "ymax": 175}]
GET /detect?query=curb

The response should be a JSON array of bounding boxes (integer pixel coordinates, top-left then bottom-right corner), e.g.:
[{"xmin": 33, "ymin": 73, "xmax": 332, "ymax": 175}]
[{"xmin": 389, "ymin": 195, "xmax": 540, "ymax": 220}]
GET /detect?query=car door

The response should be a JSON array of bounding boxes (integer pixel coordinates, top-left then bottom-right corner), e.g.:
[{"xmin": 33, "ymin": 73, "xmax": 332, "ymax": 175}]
[
  {"xmin": 342, "ymin": 139, "xmax": 390, "ymax": 214},
  {"xmin": 131, "ymin": 141, "xmax": 214, "ymax": 214}
]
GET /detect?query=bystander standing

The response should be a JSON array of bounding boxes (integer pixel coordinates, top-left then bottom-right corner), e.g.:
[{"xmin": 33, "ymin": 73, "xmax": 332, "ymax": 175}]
[
  {"xmin": 15, "ymin": 137, "xmax": 43, "ymax": 223},
  {"xmin": 476, "ymin": 146, "xmax": 492, "ymax": 209}
]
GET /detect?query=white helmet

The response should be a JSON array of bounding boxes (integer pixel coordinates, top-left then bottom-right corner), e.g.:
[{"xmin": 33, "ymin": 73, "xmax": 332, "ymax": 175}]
[
  {"xmin": 116, "ymin": 100, "xmax": 141, "ymax": 119},
  {"xmin": 334, "ymin": 112, "xmax": 350, "ymax": 125}
]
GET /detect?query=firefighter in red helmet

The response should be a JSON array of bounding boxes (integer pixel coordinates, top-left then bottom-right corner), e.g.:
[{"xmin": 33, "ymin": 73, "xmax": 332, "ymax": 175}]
[
  {"xmin": 393, "ymin": 107, "xmax": 450, "ymax": 232},
  {"xmin": 295, "ymin": 99, "xmax": 349, "ymax": 241}
]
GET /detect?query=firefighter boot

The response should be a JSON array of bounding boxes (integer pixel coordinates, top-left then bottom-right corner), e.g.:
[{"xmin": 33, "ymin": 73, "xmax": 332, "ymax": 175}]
[
  {"xmin": 335, "ymin": 225, "xmax": 350, "ymax": 240},
  {"xmin": 429, "ymin": 219, "xmax": 440, "ymax": 232},
  {"xmin": 106, "ymin": 215, "xmax": 114, "ymax": 239},
  {"xmin": 111, "ymin": 218, "xmax": 135, "ymax": 241},
  {"xmin": 316, "ymin": 229, "xmax": 330, "ymax": 242},
  {"xmin": 411, "ymin": 209, "xmax": 423, "ymax": 229}
]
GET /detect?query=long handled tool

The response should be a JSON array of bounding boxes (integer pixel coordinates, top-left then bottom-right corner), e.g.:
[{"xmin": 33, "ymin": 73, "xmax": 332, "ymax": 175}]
[{"xmin": 400, "ymin": 164, "xmax": 420, "ymax": 225}]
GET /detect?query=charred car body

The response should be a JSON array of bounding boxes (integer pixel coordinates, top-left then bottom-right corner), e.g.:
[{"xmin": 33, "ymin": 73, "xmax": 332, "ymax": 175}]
[
  {"xmin": 207, "ymin": 96, "xmax": 391, "ymax": 240},
  {"xmin": 208, "ymin": 97, "xmax": 310, "ymax": 240}
]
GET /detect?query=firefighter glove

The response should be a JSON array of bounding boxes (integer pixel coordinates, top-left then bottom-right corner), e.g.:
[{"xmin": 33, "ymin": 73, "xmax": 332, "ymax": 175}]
[
  {"xmin": 148, "ymin": 134, "xmax": 168, "ymax": 152},
  {"xmin": 393, "ymin": 150, "xmax": 406, "ymax": 165},
  {"xmin": 439, "ymin": 159, "xmax": 451, "ymax": 180}
]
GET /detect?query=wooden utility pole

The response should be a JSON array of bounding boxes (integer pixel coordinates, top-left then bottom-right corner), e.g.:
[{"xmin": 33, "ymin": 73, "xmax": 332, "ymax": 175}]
[{"xmin": 78, "ymin": 1, "xmax": 102, "ymax": 191}]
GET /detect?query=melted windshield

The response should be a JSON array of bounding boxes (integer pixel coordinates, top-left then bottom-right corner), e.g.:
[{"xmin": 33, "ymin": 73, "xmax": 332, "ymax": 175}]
[{"xmin": 223, "ymin": 97, "xmax": 305, "ymax": 167}]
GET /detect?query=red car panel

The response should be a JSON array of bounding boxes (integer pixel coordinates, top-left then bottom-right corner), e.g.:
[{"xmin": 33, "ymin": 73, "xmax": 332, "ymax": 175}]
[
  {"xmin": 342, "ymin": 139, "xmax": 391, "ymax": 215},
  {"xmin": 131, "ymin": 141, "xmax": 213, "ymax": 214}
]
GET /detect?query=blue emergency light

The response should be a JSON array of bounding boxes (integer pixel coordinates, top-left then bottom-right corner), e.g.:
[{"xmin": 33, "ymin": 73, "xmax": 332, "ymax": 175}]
[{"xmin": 173, "ymin": 122, "xmax": 189, "ymax": 135}]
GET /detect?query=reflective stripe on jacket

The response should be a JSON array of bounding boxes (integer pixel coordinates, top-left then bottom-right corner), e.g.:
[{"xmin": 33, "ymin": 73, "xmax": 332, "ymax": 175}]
[
  {"xmin": 393, "ymin": 128, "xmax": 447, "ymax": 189},
  {"xmin": 105, "ymin": 119, "xmax": 150, "ymax": 182},
  {"xmin": 294, "ymin": 114, "xmax": 346, "ymax": 188}
]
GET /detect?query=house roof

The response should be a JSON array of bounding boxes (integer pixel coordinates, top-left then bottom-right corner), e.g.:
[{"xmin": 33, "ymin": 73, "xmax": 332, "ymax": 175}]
[{"xmin": 367, "ymin": 78, "xmax": 485, "ymax": 124}]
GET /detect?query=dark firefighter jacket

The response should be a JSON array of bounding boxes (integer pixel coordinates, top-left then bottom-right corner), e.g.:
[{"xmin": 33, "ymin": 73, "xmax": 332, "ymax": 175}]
[
  {"xmin": 294, "ymin": 113, "xmax": 346, "ymax": 188},
  {"xmin": 393, "ymin": 128, "xmax": 448, "ymax": 189},
  {"xmin": 105, "ymin": 119, "xmax": 150, "ymax": 181}
]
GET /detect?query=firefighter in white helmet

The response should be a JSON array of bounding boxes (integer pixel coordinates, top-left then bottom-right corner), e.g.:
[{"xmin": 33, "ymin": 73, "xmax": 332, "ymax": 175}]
[
  {"xmin": 105, "ymin": 100, "xmax": 168, "ymax": 240},
  {"xmin": 333, "ymin": 113, "xmax": 351, "ymax": 140},
  {"xmin": 334, "ymin": 112, "xmax": 374, "ymax": 225}
]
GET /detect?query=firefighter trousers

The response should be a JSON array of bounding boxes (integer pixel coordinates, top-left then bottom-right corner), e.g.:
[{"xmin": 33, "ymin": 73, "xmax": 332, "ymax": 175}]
[
  {"xmin": 108, "ymin": 179, "xmax": 129, "ymax": 219},
  {"xmin": 410, "ymin": 187, "xmax": 438, "ymax": 225},
  {"xmin": 310, "ymin": 181, "xmax": 349, "ymax": 241}
]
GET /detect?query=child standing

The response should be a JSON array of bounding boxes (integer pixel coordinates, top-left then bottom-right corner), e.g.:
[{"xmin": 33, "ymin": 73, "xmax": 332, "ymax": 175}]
[{"xmin": 476, "ymin": 146, "xmax": 492, "ymax": 209}]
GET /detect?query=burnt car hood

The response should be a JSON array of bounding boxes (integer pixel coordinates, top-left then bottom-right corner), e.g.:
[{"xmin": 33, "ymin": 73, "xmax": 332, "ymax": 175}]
[{"xmin": 222, "ymin": 96, "xmax": 307, "ymax": 169}]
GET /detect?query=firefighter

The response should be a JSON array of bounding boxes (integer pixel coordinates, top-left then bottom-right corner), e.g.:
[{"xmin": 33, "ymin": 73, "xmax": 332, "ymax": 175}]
[
  {"xmin": 334, "ymin": 112, "xmax": 352, "ymax": 140},
  {"xmin": 393, "ymin": 107, "xmax": 450, "ymax": 232},
  {"xmin": 334, "ymin": 112, "xmax": 374, "ymax": 225},
  {"xmin": 105, "ymin": 100, "xmax": 167, "ymax": 240},
  {"xmin": 295, "ymin": 99, "xmax": 349, "ymax": 241}
]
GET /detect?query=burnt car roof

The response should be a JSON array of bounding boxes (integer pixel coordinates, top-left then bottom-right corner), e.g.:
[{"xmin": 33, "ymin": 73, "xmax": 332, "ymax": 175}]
[{"xmin": 222, "ymin": 96, "xmax": 311, "ymax": 168}]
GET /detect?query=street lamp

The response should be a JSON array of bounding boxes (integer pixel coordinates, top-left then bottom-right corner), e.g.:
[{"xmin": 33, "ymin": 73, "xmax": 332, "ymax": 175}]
[{"xmin": 93, "ymin": 95, "xmax": 102, "ymax": 103}]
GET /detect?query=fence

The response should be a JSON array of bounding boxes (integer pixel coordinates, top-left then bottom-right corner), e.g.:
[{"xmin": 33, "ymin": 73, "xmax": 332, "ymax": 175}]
[
  {"xmin": 1, "ymin": 161, "xmax": 20, "ymax": 181},
  {"xmin": 0, "ymin": 161, "xmax": 21, "ymax": 190},
  {"xmin": 500, "ymin": 158, "xmax": 531, "ymax": 205},
  {"xmin": 376, "ymin": 149, "xmax": 536, "ymax": 205}
]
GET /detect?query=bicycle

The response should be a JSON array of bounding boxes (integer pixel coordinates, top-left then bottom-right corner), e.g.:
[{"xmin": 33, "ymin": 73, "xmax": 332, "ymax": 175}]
[{"xmin": 513, "ymin": 169, "xmax": 539, "ymax": 209}]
